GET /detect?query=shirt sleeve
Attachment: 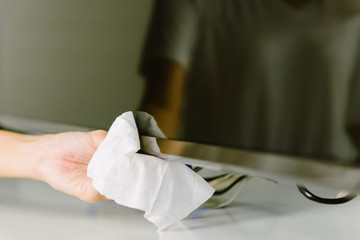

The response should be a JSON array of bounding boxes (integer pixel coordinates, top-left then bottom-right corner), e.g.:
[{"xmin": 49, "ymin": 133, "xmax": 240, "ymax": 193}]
[{"xmin": 140, "ymin": 0, "xmax": 200, "ymax": 70}]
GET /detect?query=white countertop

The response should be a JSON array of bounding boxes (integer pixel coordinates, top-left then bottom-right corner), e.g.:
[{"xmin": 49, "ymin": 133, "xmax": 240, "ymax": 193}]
[{"xmin": 0, "ymin": 177, "xmax": 359, "ymax": 240}]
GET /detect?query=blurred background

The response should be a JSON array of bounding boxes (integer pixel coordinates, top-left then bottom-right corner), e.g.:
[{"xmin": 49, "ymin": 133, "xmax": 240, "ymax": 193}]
[{"xmin": 0, "ymin": 0, "xmax": 153, "ymax": 129}]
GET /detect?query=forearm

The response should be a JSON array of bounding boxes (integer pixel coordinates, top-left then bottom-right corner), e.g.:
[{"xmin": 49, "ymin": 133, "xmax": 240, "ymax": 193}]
[
  {"xmin": 140, "ymin": 58, "xmax": 187, "ymax": 154},
  {"xmin": 140, "ymin": 58, "xmax": 186, "ymax": 137},
  {"xmin": 141, "ymin": 104, "xmax": 182, "ymax": 138},
  {"xmin": 0, "ymin": 130, "xmax": 48, "ymax": 179}
]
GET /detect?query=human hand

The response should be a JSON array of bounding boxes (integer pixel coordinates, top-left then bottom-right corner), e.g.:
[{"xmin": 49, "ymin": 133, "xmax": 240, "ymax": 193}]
[{"xmin": 34, "ymin": 130, "xmax": 108, "ymax": 203}]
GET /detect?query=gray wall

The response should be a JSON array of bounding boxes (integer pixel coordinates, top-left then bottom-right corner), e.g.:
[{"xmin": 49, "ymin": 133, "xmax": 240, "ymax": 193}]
[{"xmin": 0, "ymin": 0, "xmax": 153, "ymax": 129}]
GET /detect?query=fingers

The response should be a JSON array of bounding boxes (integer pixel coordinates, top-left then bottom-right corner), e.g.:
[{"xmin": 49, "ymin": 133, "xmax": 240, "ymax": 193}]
[
  {"xmin": 81, "ymin": 193, "xmax": 108, "ymax": 203},
  {"xmin": 88, "ymin": 130, "xmax": 107, "ymax": 149},
  {"xmin": 80, "ymin": 185, "xmax": 109, "ymax": 203}
]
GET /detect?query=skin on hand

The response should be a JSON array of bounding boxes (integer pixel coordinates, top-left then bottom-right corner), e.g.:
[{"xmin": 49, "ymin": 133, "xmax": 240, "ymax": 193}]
[{"xmin": 33, "ymin": 130, "xmax": 108, "ymax": 203}]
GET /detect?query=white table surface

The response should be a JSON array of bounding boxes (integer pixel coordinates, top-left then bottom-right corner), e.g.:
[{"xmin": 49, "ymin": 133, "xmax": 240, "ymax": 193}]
[{"xmin": 0, "ymin": 177, "xmax": 359, "ymax": 240}]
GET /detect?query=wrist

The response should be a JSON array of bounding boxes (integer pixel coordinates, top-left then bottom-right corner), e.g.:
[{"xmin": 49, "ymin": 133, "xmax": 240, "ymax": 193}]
[
  {"xmin": 0, "ymin": 130, "xmax": 53, "ymax": 180},
  {"xmin": 25, "ymin": 134, "xmax": 54, "ymax": 180}
]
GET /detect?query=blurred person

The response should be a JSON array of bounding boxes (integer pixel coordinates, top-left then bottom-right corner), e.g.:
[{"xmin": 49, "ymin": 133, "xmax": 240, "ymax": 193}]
[{"xmin": 140, "ymin": 0, "xmax": 360, "ymax": 162}]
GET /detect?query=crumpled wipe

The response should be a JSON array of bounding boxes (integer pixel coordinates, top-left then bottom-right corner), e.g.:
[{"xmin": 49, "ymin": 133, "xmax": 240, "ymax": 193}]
[{"xmin": 87, "ymin": 111, "xmax": 215, "ymax": 230}]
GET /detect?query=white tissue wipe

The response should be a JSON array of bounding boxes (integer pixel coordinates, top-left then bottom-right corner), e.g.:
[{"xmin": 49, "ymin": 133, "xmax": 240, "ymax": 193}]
[{"xmin": 87, "ymin": 111, "xmax": 215, "ymax": 230}]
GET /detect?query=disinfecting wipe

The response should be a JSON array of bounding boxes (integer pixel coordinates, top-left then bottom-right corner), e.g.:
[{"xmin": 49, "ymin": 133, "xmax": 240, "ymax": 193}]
[{"xmin": 87, "ymin": 111, "xmax": 215, "ymax": 230}]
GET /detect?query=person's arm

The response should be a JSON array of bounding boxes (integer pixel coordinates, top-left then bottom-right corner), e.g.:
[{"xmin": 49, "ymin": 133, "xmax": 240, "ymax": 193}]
[
  {"xmin": 0, "ymin": 129, "xmax": 107, "ymax": 203},
  {"xmin": 140, "ymin": 58, "xmax": 186, "ymax": 137},
  {"xmin": 0, "ymin": 130, "xmax": 43, "ymax": 179},
  {"xmin": 139, "ymin": 57, "xmax": 187, "ymax": 155},
  {"xmin": 139, "ymin": 0, "xmax": 198, "ymax": 137}
]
